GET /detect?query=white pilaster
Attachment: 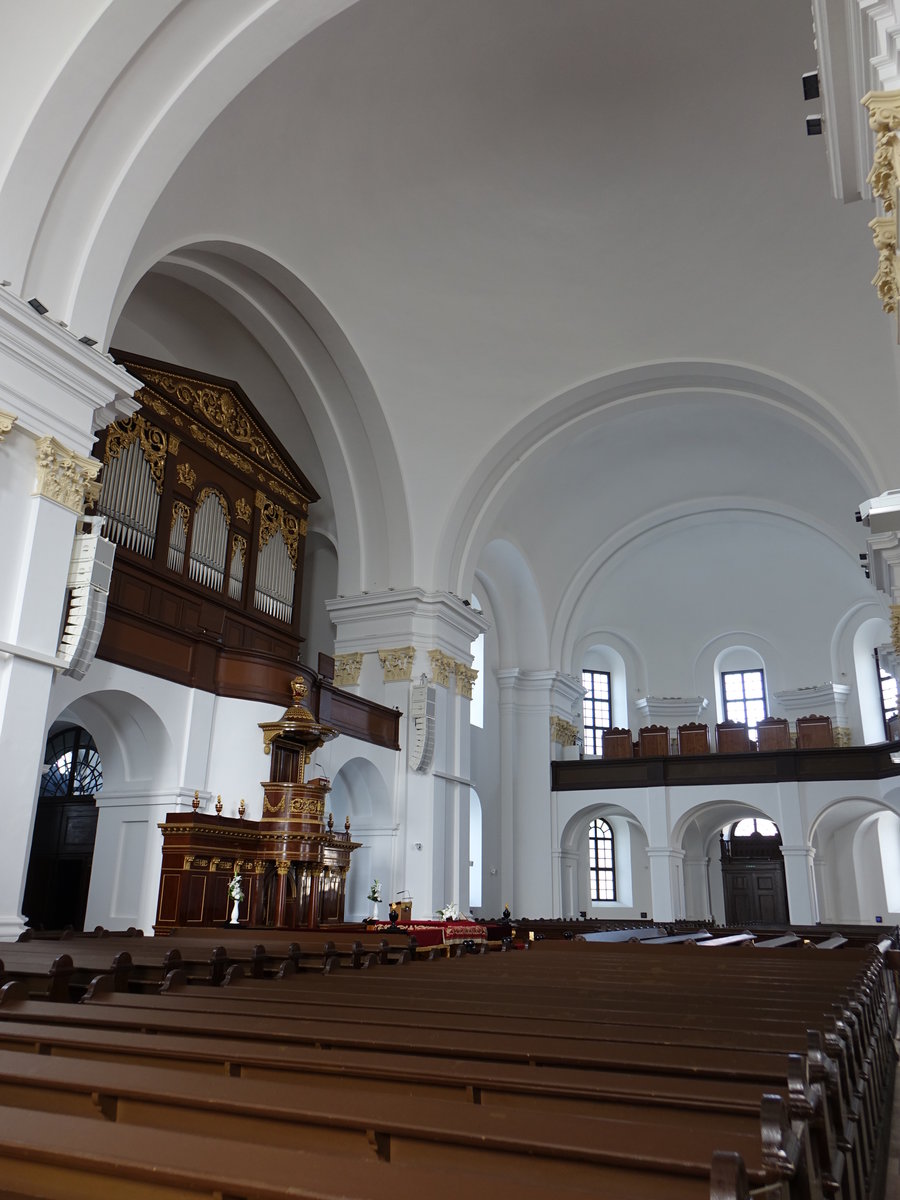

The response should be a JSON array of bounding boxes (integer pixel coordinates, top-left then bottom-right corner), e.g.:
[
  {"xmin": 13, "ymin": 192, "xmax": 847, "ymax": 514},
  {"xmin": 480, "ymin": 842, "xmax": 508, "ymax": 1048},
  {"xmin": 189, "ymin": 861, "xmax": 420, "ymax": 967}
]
[
  {"xmin": 0, "ymin": 290, "xmax": 138, "ymax": 936},
  {"xmin": 781, "ymin": 845, "xmax": 820, "ymax": 925},
  {"xmin": 647, "ymin": 846, "xmax": 685, "ymax": 922}
]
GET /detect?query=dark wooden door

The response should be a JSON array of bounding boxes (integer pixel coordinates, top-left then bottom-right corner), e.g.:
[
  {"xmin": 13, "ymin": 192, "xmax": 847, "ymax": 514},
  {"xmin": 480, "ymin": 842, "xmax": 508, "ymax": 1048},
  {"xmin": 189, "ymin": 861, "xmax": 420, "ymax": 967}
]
[
  {"xmin": 722, "ymin": 862, "xmax": 789, "ymax": 925},
  {"xmin": 22, "ymin": 797, "xmax": 98, "ymax": 931}
]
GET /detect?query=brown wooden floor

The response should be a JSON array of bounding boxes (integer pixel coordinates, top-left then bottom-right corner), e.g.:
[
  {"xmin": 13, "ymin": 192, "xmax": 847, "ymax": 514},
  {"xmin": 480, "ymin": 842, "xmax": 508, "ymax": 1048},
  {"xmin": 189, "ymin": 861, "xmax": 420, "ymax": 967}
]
[{"xmin": 888, "ymin": 1056, "xmax": 900, "ymax": 1199}]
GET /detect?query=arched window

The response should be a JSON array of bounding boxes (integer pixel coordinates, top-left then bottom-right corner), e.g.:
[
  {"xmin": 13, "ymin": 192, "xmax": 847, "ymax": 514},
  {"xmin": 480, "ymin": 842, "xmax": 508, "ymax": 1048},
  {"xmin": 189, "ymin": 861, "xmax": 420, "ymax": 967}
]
[
  {"xmin": 589, "ymin": 817, "xmax": 616, "ymax": 900},
  {"xmin": 729, "ymin": 817, "xmax": 778, "ymax": 838},
  {"xmin": 721, "ymin": 668, "xmax": 767, "ymax": 740},
  {"xmin": 41, "ymin": 727, "xmax": 103, "ymax": 798}
]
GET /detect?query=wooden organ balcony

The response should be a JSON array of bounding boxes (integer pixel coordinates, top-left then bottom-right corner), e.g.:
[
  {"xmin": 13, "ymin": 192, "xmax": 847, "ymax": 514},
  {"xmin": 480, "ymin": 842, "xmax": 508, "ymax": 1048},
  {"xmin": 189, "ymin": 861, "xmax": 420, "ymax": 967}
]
[{"xmin": 90, "ymin": 353, "xmax": 400, "ymax": 748}]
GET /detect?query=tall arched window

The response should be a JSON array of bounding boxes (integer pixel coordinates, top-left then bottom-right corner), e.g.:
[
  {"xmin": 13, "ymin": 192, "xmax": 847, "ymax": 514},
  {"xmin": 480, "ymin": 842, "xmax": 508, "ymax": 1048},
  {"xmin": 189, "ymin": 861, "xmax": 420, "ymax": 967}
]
[{"xmin": 589, "ymin": 817, "xmax": 616, "ymax": 900}]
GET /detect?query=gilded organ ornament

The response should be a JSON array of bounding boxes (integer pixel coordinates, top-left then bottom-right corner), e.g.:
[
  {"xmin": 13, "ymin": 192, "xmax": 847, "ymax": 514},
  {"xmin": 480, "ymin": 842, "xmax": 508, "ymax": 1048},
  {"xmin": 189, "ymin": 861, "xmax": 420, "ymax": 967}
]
[
  {"xmin": 255, "ymin": 490, "xmax": 299, "ymax": 567},
  {"xmin": 235, "ymin": 496, "xmax": 252, "ymax": 524},
  {"xmin": 176, "ymin": 461, "xmax": 197, "ymax": 491},
  {"xmin": 104, "ymin": 414, "xmax": 167, "ymax": 494}
]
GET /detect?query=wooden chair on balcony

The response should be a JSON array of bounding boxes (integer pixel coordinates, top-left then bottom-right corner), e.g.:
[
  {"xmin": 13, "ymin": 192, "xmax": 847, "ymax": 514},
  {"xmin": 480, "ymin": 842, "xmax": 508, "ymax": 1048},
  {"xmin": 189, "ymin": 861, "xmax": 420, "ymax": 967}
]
[
  {"xmin": 795, "ymin": 714, "xmax": 834, "ymax": 750},
  {"xmin": 601, "ymin": 728, "xmax": 634, "ymax": 759},
  {"xmin": 676, "ymin": 722, "xmax": 709, "ymax": 755},
  {"xmin": 715, "ymin": 720, "xmax": 752, "ymax": 754},
  {"xmin": 755, "ymin": 716, "xmax": 791, "ymax": 752},
  {"xmin": 637, "ymin": 725, "xmax": 669, "ymax": 757},
  {"xmin": 888, "ymin": 713, "xmax": 900, "ymax": 743}
]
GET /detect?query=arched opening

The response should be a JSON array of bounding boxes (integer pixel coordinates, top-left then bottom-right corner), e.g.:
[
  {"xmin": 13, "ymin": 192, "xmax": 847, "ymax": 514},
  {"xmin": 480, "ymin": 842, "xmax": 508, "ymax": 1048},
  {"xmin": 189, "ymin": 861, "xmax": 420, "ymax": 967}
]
[
  {"xmin": 720, "ymin": 817, "xmax": 787, "ymax": 925},
  {"xmin": 559, "ymin": 805, "xmax": 649, "ymax": 918},
  {"xmin": 713, "ymin": 646, "xmax": 768, "ymax": 738},
  {"xmin": 22, "ymin": 725, "xmax": 102, "ymax": 931},
  {"xmin": 329, "ymin": 757, "xmax": 393, "ymax": 922},
  {"xmin": 852, "ymin": 617, "xmax": 894, "ymax": 743}
]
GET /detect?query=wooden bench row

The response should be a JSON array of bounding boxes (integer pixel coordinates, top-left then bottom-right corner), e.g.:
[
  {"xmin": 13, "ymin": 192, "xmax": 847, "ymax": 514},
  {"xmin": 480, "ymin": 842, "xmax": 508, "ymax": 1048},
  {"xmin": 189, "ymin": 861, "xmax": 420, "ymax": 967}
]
[{"xmin": 0, "ymin": 932, "xmax": 894, "ymax": 1199}]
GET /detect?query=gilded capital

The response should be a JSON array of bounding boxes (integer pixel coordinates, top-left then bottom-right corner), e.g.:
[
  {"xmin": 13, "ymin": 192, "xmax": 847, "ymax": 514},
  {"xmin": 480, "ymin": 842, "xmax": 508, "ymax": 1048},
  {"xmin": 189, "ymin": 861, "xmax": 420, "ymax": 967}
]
[
  {"xmin": 377, "ymin": 645, "xmax": 416, "ymax": 682},
  {"xmin": 428, "ymin": 648, "xmax": 455, "ymax": 688},
  {"xmin": 333, "ymin": 652, "xmax": 364, "ymax": 687},
  {"xmin": 871, "ymin": 216, "xmax": 900, "ymax": 312},
  {"xmin": 892, "ymin": 604, "xmax": 900, "ymax": 655},
  {"xmin": 833, "ymin": 726, "xmax": 852, "ymax": 748},
  {"xmin": 0, "ymin": 410, "xmax": 17, "ymax": 444},
  {"xmin": 33, "ymin": 436, "xmax": 102, "ymax": 514},
  {"xmin": 550, "ymin": 716, "xmax": 579, "ymax": 747},
  {"xmin": 455, "ymin": 662, "xmax": 478, "ymax": 699}
]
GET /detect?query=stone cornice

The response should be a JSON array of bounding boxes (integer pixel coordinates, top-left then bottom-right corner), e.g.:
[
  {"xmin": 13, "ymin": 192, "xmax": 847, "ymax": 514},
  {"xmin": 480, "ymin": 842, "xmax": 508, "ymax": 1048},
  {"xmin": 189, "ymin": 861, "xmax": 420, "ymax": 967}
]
[
  {"xmin": 0, "ymin": 287, "xmax": 140, "ymax": 454},
  {"xmin": 326, "ymin": 588, "xmax": 489, "ymax": 659}
]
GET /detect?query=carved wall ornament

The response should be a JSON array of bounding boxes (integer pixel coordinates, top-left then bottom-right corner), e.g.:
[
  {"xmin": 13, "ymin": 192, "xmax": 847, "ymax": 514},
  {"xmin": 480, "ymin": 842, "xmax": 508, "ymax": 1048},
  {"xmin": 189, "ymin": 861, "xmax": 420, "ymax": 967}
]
[
  {"xmin": 170, "ymin": 500, "xmax": 190, "ymax": 534},
  {"xmin": 892, "ymin": 604, "xmax": 900, "ymax": 655},
  {"xmin": 276, "ymin": 859, "xmax": 291, "ymax": 876},
  {"xmin": 196, "ymin": 486, "xmax": 230, "ymax": 527},
  {"xmin": 138, "ymin": 367, "xmax": 300, "ymax": 485},
  {"xmin": 862, "ymin": 91, "xmax": 900, "ymax": 316},
  {"xmin": 550, "ymin": 716, "xmax": 579, "ymax": 746},
  {"xmin": 334, "ymin": 652, "xmax": 364, "ymax": 687},
  {"xmin": 235, "ymin": 496, "xmax": 252, "ymax": 524},
  {"xmin": 290, "ymin": 796, "xmax": 325, "ymax": 817},
  {"xmin": 176, "ymin": 461, "xmax": 197, "ymax": 491},
  {"xmin": 34, "ymin": 436, "xmax": 102, "ymax": 514},
  {"xmin": 255, "ymin": 490, "xmax": 300, "ymax": 568},
  {"xmin": 167, "ymin": 433, "xmax": 180, "ymax": 455},
  {"xmin": 0, "ymin": 410, "xmax": 17, "ymax": 443},
  {"xmin": 263, "ymin": 795, "xmax": 285, "ymax": 814},
  {"xmin": 870, "ymin": 216, "xmax": 900, "ymax": 313},
  {"xmin": 378, "ymin": 646, "xmax": 416, "ymax": 682},
  {"xmin": 143, "ymin": 391, "xmax": 184, "ymax": 428},
  {"xmin": 455, "ymin": 662, "xmax": 478, "ymax": 700},
  {"xmin": 833, "ymin": 726, "xmax": 853, "ymax": 748},
  {"xmin": 233, "ymin": 533, "xmax": 247, "ymax": 565},
  {"xmin": 429, "ymin": 648, "xmax": 456, "ymax": 688},
  {"xmin": 104, "ymin": 413, "xmax": 167, "ymax": 494}
]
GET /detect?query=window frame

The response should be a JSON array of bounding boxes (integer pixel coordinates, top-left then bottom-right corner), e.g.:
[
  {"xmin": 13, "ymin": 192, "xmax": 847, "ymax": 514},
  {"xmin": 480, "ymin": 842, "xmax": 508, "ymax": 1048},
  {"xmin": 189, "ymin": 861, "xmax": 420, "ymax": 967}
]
[
  {"xmin": 582, "ymin": 669, "xmax": 612, "ymax": 756},
  {"xmin": 720, "ymin": 668, "xmax": 768, "ymax": 741},
  {"xmin": 875, "ymin": 648, "xmax": 898, "ymax": 740},
  {"xmin": 588, "ymin": 817, "xmax": 616, "ymax": 901}
]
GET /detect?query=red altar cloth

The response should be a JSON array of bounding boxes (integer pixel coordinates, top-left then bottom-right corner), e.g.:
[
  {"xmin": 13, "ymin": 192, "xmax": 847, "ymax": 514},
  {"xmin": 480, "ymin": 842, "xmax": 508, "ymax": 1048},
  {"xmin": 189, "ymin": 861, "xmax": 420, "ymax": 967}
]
[{"xmin": 369, "ymin": 918, "xmax": 487, "ymax": 947}]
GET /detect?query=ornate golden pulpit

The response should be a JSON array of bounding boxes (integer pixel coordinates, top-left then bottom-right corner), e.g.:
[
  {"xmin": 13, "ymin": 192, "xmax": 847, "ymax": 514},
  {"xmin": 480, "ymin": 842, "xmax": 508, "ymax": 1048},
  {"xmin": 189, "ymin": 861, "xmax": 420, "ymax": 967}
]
[{"xmin": 155, "ymin": 678, "xmax": 360, "ymax": 932}]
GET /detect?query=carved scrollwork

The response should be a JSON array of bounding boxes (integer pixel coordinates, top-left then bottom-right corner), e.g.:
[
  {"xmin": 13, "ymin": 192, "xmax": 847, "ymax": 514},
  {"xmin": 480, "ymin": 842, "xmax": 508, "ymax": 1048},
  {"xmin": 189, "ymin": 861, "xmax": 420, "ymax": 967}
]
[
  {"xmin": 104, "ymin": 414, "xmax": 167, "ymax": 494},
  {"xmin": 233, "ymin": 533, "xmax": 247, "ymax": 564},
  {"xmin": 455, "ymin": 662, "xmax": 479, "ymax": 700},
  {"xmin": 196, "ymin": 486, "xmax": 230, "ymax": 527},
  {"xmin": 255, "ymin": 490, "xmax": 300, "ymax": 568},
  {"xmin": 176, "ymin": 461, "xmax": 197, "ymax": 491},
  {"xmin": 170, "ymin": 500, "xmax": 190, "ymax": 534},
  {"xmin": 235, "ymin": 496, "xmax": 252, "ymax": 524}
]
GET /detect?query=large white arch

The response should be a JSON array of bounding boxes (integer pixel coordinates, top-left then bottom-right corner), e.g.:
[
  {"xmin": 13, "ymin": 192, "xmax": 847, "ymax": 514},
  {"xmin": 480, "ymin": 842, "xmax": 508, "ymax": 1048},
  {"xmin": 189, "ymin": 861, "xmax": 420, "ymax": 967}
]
[
  {"xmin": 113, "ymin": 241, "xmax": 413, "ymax": 593},
  {"xmin": 0, "ymin": 2, "xmax": 360, "ymax": 334},
  {"xmin": 441, "ymin": 361, "xmax": 882, "ymax": 602}
]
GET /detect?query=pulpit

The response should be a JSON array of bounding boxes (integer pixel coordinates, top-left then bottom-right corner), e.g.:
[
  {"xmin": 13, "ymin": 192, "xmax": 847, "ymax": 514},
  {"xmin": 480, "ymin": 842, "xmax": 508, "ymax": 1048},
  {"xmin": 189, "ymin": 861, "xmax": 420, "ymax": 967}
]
[{"xmin": 155, "ymin": 677, "xmax": 360, "ymax": 932}]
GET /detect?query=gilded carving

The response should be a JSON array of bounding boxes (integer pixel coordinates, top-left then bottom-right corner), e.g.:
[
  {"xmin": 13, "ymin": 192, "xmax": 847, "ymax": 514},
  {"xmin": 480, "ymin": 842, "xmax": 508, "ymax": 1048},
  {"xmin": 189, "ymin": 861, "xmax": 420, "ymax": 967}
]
[
  {"xmin": 233, "ymin": 533, "xmax": 247, "ymax": 564},
  {"xmin": 276, "ymin": 860, "xmax": 291, "ymax": 876},
  {"xmin": 171, "ymin": 500, "xmax": 190, "ymax": 534},
  {"xmin": 833, "ymin": 726, "xmax": 852, "ymax": 748},
  {"xmin": 334, "ymin": 652, "xmax": 364, "ymax": 687},
  {"xmin": 167, "ymin": 433, "xmax": 180, "ymax": 455},
  {"xmin": 196, "ymin": 486, "xmax": 230, "ymax": 527},
  {"xmin": 104, "ymin": 414, "xmax": 167, "ymax": 494},
  {"xmin": 550, "ymin": 716, "xmax": 579, "ymax": 746},
  {"xmin": 256, "ymin": 490, "xmax": 299, "ymax": 568},
  {"xmin": 378, "ymin": 646, "xmax": 416, "ymax": 682},
  {"xmin": 0, "ymin": 410, "xmax": 17, "ymax": 443},
  {"xmin": 235, "ymin": 496, "xmax": 252, "ymax": 524},
  {"xmin": 34, "ymin": 436, "xmax": 102, "ymax": 514},
  {"xmin": 176, "ymin": 461, "xmax": 197, "ymax": 491},
  {"xmin": 455, "ymin": 662, "xmax": 478, "ymax": 700},
  {"xmin": 183, "ymin": 855, "xmax": 194, "ymax": 870},
  {"xmin": 429, "ymin": 648, "xmax": 455, "ymax": 688},
  {"xmin": 208, "ymin": 857, "xmax": 221, "ymax": 873},
  {"xmin": 263, "ymin": 795, "xmax": 285, "ymax": 814},
  {"xmin": 290, "ymin": 796, "xmax": 325, "ymax": 817},
  {"xmin": 138, "ymin": 367, "xmax": 298, "ymax": 484}
]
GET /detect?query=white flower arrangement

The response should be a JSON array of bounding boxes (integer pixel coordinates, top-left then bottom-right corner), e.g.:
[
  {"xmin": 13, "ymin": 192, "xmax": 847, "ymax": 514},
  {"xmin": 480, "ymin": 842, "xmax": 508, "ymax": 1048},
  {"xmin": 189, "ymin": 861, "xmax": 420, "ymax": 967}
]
[
  {"xmin": 228, "ymin": 870, "xmax": 244, "ymax": 903},
  {"xmin": 435, "ymin": 902, "xmax": 460, "ymax": 921},
  {"xmin": 367, "ymin": 879, "xmax": 382, "ymax": 903}
]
